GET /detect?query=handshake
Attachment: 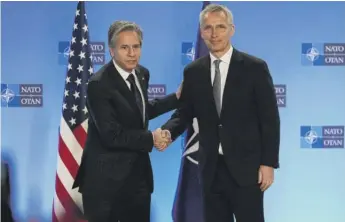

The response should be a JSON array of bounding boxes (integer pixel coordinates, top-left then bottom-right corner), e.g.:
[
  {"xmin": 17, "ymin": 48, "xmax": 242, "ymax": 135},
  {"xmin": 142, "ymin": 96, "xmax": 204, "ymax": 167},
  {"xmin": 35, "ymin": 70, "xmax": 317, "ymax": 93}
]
[{"xmin": 152, "ymin": 128, "xmax": 172, "ymax": 151}]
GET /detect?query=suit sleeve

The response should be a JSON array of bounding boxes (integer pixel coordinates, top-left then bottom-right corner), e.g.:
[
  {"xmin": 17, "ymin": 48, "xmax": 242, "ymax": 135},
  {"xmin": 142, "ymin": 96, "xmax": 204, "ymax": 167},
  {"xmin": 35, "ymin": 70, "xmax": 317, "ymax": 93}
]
[
  {"xmin": 145, "ymin": 71, "xmax": 179, "ymax": 119},
  {"xmin": 147, "ymin": 94, "xmax": 178, "ymax": 120},
  {"xmin": 161, "ymin": 68, "xmax": 195, "ymax": 141},
  {"xmin": 86, "ymin": 81, "xmax": 153, "ymax": 152},
  {"xmin": 254, "ymin": 61, "xmax": 280, "ymax": 168}
]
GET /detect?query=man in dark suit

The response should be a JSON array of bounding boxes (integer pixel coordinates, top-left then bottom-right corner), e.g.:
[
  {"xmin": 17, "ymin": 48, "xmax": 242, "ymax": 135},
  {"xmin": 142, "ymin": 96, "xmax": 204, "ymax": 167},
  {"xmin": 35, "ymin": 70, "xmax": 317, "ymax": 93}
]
[
  {"xmin": 157, "ymin": 4, "xmax": 280, "ymax": 222},
  {"xmin": 72, "ymin": 20, "xmax": 181, "ymax": 222}
]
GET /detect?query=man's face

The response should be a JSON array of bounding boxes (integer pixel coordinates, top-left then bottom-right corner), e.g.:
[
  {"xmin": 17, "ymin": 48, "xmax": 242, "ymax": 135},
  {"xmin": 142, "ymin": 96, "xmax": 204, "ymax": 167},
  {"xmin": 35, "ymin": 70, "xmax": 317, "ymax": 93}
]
[
  {"xmin": 200, "ymin": 11, "xmax": 234, "ymax": 54},
  {"xmin": 110, "ymin": 31, "xmax": 141, "ymax": 72}
]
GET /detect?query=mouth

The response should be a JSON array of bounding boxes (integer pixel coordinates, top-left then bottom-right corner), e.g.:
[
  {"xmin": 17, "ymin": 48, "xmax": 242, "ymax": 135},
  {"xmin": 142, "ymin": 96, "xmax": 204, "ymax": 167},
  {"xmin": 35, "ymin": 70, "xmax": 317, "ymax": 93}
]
[{"xmin": 210, "ymin": 40, "xmax": 221, "ymax": 44}]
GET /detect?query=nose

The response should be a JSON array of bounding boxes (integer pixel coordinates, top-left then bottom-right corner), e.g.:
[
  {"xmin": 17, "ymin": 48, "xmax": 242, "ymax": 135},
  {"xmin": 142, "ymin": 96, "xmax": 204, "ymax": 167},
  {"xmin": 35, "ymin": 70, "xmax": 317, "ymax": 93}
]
[
  {"xmin": 211, "ymin": 28, "xmax": 218, "ymax": 38},
  {"xmin": 128, "ymin": 47, "xmax": 135, "ymax": 56}
]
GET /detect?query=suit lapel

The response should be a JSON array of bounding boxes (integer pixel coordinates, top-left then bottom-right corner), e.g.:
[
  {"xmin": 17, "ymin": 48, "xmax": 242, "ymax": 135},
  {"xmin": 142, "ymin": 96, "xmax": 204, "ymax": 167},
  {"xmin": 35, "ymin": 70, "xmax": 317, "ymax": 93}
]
[
  {"xmin": 201, "ymin": 56, "xmax": 219, "ymax": 118},
  {"xmin": 135, "ymin": 67, "xmax": 148, "ymax": 101},
  {"xmin": 107, "ymin": 62, "xmax": 144, "ymax": 125},
  {"xmin": 220, "ymin": 49, "xmax": 243, "ymax": 119},
  {"xmin": 201, "ymin": 49, "xmax": 244, "ymax": 120},
  {"xmin": 135, "ymin": 67, "xmax": 149, "ymax": 128}
]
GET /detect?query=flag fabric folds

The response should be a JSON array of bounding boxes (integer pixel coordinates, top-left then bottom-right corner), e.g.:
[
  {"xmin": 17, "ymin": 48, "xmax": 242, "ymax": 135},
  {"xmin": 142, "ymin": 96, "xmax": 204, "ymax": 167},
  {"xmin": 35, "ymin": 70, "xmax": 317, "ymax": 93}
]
[
  {"xmin": 53, "ymin": 2, "xmax": 93, "ymax": 221},
  {"xmin": 172, "ymin": 1, "xmax": 210, "ymax": 222}
]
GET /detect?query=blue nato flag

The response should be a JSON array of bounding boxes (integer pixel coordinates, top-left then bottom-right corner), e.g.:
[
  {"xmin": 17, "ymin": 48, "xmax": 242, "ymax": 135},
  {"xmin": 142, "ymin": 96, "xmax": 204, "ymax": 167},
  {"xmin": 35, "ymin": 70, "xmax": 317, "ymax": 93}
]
[{"xmin": 172, "ymin": 2, "xmax": 210, "ymax": 222}]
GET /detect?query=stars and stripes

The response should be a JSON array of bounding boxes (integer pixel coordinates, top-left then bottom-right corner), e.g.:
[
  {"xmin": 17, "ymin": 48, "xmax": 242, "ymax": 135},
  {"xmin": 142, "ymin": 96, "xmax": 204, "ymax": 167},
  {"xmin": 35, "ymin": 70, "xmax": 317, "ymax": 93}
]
[{"xmin": 53, "ymin": 2, "xmax": 92, "ymax": 221}]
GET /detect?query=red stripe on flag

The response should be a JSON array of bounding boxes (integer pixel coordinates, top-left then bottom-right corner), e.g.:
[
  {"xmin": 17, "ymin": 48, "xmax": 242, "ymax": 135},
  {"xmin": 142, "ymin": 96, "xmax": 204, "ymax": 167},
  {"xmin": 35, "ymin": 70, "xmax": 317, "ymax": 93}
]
[
  {"xmin": 58, "ymin": 136, "xmax": 79, "ymax": 179},
  {"xmin": 73, "ymin": 124, "xmax": 87, "ymax": 149},
  {"xmin": 55, "ymin": 176, "xmax": 75, "ymax": 212},
  {"xmin": 55, "ymin": 176, "xmax": 83, "ymax": 220}
]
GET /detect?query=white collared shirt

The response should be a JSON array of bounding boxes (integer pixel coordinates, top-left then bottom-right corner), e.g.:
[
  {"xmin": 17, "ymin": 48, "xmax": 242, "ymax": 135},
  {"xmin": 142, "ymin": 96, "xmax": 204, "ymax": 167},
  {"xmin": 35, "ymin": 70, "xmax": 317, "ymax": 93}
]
[
  {"xmin": 113, "ymin": 60, "xmax": 145, "ymax": 123},
  {"xmin": 209, "ymin": 46, "xmax": 233, "ymax": 155}
]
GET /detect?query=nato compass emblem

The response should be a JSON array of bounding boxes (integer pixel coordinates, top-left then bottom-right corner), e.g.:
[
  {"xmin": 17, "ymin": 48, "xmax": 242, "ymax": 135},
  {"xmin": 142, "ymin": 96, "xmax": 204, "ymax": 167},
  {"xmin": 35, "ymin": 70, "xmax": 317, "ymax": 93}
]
[
  {"xmin": 306, "ymin": 47, "xmax": 319, "ymax": 62},
  {"xmin": 181, "ymin": 42, "xmax": 196, "ymax": 66},
  {"xmin": 1, "ymin": 87, "xmax": 15, "ymax": 105},
  {"xmin": 186, "ymin": 46, "xmax": 195, "ymax": 61},
  {"xmin": 304, "ymin": 129, "xmax": 318, "ymax": 145}
]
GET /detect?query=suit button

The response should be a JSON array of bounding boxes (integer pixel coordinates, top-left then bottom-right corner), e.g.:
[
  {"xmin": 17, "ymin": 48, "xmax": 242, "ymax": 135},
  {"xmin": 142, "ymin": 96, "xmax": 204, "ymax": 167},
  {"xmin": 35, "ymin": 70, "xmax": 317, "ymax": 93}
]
[{"xmin": 218, "ymin": 124, "xmax": 223, "ymax": 128}]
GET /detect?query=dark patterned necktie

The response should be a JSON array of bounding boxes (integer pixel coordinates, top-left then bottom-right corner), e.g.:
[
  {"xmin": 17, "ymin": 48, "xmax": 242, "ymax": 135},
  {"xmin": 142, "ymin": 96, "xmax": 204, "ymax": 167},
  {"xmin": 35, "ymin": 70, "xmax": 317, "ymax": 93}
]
[{"xmin": 127, "ymin": 74, "xmax": 144, "ymax": 119}]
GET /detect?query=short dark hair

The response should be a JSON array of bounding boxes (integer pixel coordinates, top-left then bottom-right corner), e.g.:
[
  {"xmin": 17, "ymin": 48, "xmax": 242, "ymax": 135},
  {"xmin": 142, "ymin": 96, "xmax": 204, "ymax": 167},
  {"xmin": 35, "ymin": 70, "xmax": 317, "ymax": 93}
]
[{"xmin": 108, "ymin": 20, "xmax": 143, "ymax": 48}]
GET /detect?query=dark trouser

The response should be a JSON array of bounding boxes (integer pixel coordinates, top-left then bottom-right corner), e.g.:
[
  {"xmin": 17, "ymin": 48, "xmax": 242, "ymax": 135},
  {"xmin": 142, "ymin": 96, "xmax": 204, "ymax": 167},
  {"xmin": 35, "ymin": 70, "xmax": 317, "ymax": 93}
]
[
  {"xmin": 82, "ymin": 155, "xmax": 151, "ymax": 222},
  {"xmin": 203, "ymin": 155, "xmax": 264, "ymax": 222}
]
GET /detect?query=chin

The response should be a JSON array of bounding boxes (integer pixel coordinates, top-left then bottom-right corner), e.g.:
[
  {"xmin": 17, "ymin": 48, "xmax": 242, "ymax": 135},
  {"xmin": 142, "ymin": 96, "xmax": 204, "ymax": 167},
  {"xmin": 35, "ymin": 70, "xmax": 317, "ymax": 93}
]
[
  {"xmin": 125, "ymin": 64, "xmax": 137, "ymax": 70},
  {"xmin": 214, "ymin": 45, "xmax": 228, "ymax": 52}
]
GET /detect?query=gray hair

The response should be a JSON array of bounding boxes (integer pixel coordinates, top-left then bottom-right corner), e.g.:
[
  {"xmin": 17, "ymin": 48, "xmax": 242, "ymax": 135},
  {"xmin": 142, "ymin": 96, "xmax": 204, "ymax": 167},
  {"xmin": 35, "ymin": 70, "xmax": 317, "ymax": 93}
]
[
  {"xmin": 108, "ymin": 20, "xmax": 143, "ymax": 48},
  {"xmin": 199, "ymin": 4, "xmax": 234, "ymax": 27}
]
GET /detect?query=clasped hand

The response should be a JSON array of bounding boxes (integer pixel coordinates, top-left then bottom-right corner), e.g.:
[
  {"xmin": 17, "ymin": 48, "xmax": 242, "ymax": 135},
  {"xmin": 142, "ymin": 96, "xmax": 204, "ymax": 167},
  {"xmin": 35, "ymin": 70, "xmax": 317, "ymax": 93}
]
[{"xmin": 152, "ymin": 128, "xmax": 172, "ymax": 151}]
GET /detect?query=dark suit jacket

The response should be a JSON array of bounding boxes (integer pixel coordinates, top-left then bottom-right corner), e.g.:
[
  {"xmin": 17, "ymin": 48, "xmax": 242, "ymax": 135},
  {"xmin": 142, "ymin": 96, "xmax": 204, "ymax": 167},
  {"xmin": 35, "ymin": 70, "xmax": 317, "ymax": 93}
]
[
  {"xmin": 162, "ymin": 48, "xmax": 280, "ymax": 191},
  {"xmin": 72, "ymin": 61, "xmax": 178, "ymax": 196}
]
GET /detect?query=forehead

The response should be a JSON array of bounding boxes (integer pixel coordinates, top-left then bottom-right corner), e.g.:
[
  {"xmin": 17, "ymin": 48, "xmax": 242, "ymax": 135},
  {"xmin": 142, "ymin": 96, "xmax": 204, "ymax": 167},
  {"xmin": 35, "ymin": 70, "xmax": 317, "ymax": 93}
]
[
  {"xmin": 116, "ymin": 31, "xmax": 140, "ymax": 45},
  {"xmin": 203, "ymin": 11, "xmax": 228, "ymax": 25}
]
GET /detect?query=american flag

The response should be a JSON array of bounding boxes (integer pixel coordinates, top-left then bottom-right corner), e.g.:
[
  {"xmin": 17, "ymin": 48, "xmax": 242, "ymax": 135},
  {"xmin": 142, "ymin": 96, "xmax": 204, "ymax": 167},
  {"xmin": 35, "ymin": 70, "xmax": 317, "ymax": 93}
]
[
  {"xmin": 172, "ymin": 2, "xmax": 210, "ymax": 222},
  {"xmin": 53, "ymin": 2, "xmax": 93, "ymax": 221}
]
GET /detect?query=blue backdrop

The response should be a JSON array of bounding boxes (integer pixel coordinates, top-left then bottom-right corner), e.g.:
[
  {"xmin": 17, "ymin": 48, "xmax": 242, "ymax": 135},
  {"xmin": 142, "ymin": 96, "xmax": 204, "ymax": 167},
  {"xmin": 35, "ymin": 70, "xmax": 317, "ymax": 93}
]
[{"xmin": 1, "ymin": 1, "xmax": 345, "ymax": 222}]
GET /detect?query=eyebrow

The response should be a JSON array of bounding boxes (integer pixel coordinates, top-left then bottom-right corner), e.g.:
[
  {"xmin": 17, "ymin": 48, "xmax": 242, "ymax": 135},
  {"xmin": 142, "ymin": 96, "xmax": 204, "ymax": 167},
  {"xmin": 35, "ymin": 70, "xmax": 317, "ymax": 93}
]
[{"xmin": 120, "ymin": 44, "xmax": 140, "ymax": 47}]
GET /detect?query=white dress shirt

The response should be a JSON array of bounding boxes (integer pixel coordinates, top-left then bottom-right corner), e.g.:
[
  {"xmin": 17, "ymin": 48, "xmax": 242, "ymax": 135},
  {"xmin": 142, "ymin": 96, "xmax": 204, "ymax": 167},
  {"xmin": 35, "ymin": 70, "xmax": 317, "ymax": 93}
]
[
  {"xmin": 113, "ymin": 60, "xmax": 146, "ymax": 123},
  {"xmin": 209, "ymin": 46, "xmax": 233, "ymax": 155}
]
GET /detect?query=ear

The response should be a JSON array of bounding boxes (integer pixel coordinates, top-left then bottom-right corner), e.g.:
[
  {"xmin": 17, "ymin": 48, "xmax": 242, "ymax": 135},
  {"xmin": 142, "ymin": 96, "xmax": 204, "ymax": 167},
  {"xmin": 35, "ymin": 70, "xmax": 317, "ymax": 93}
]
[
  {"xmin": 230, "ymin": 24, "xmax": 235, "ymax": 37},
  {"xmin": 109, "ymin": 48, "xmax": 115, "ymax": 58}
]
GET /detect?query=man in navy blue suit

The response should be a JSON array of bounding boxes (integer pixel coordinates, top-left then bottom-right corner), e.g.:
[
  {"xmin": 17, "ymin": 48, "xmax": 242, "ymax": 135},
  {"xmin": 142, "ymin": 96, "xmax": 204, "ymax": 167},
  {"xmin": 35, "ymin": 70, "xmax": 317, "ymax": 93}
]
[{"xmin": 157, "ymin": 4, "xmax": 280, "ymax": 222}]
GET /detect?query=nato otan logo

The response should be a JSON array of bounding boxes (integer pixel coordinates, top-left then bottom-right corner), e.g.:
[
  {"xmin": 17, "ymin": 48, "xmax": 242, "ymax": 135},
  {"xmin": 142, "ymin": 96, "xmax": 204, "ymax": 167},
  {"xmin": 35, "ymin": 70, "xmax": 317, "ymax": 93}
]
[
  {"xmin": 274, "ymin": 84, "xmax": 286, "ymax": 107},
  {"xmin": 1, "ymin": 84, "xmax": 43, "ymax": 107},
  {"xmin": 181, "ymin": 42, "xmax": 195, "ymax": 66},
  {"xmin": 301, "ymin": 43, "xmax": 345, "ymax": 66},
  {"xmin": 148, "ymin": 84, "xmax": 166, "ymax": 100},
  {"xmin": 58, "ymin": 41, "xmax": 105, "ymax": 65},
  {"xmin": 300, "ymin": 125, "xmax": 344, "ymax": 148}
]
